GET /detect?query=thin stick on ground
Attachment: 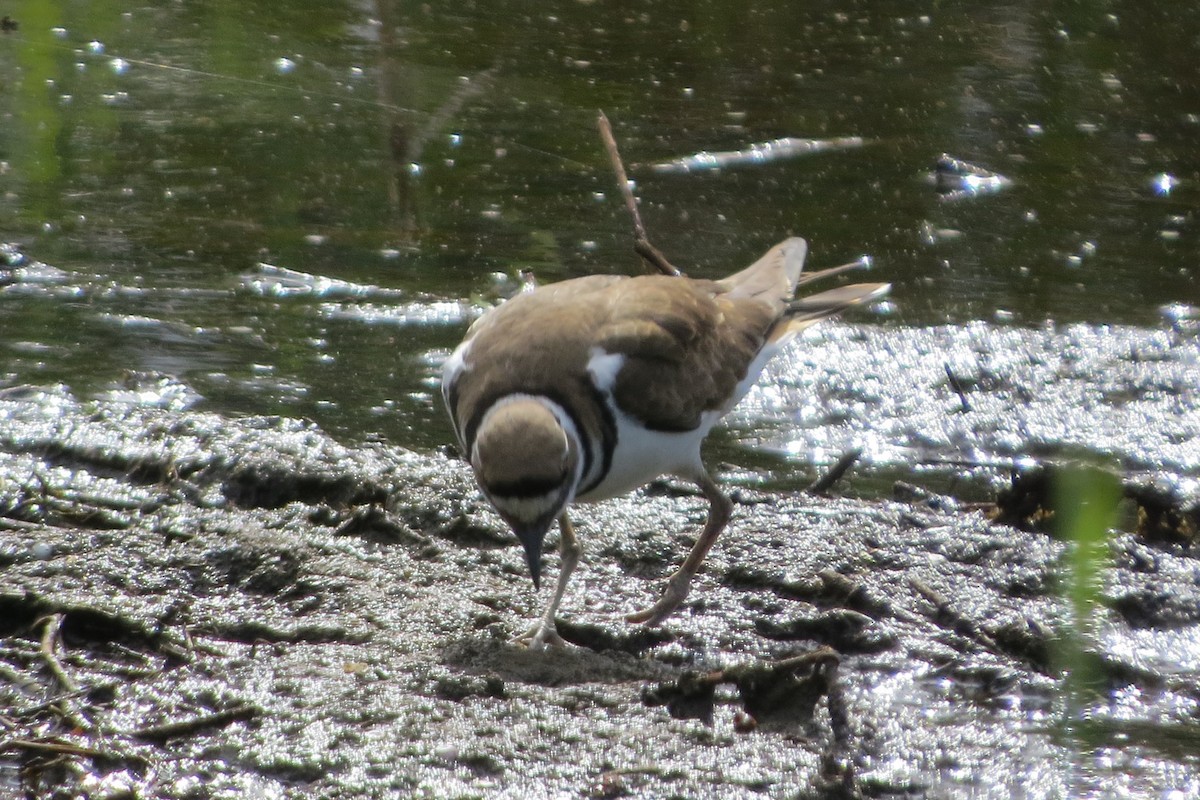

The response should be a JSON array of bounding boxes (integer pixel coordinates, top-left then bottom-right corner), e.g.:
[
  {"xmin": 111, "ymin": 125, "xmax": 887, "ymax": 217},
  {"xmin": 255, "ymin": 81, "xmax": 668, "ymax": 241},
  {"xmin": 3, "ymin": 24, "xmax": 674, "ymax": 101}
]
[
  {"xmin": 36, "ymin": 613, "xmax": 94, "ymax": 733},
  {"xmin": 686, "ymin": 646, "xmax": 841, "ymax": 689},
  {"xmin": 1, "ymin": 737, "xmax": 150, "ymax": 769},
  {"xmin": 0, "ymin": 737, "xmax": 137, "ymax": 761},
  {"xmin": 596, "ymin": 110, "xmax": 682, "ymax": 277},
  {"xmin": 944, "ymin": 363, "xmax": 971, "ymax": 413},
  {"xmin": 38, "ymin": 614, "xmax": 78, "ymax": 694},
  {"xmin": 12, "ymin": 683, "xmax": 119, "ymax": 718},
  {"xmin": 807, "ymin": 447, "xmax": 863, "ymax": 495},
  {"xmin": 132, "ymin": 703, "xmax": 260, "ymax": 743}
]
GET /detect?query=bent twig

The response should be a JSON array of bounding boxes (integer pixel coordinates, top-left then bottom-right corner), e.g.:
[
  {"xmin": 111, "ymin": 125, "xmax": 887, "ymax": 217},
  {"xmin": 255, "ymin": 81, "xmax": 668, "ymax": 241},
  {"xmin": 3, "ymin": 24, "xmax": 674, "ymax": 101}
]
[{"xmin": 597, "ymin": 111, "xmax": 682, "ymax": 277}]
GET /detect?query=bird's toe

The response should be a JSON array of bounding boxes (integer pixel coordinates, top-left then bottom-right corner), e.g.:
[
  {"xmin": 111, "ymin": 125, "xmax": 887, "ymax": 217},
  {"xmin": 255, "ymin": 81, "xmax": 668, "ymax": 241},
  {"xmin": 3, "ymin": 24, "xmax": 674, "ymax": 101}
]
[{"xmin": 512, "ymin": 621, "xmax": 568, "ymax": 651}]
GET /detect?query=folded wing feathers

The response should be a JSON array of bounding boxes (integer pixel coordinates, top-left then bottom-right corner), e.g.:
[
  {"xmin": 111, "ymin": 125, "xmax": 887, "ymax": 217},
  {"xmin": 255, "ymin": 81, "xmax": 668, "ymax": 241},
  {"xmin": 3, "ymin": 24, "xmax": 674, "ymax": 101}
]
[
  {"xmin": 787, "ymin": 283, "xmax": 891, "ymax": 319},
  {"xmin": 795, "ymin": 259, "xmax": 870, "ymax": 287},
  {"xmin": 767, "ymin": 282, "xmax": 890, "ymax": 344}
]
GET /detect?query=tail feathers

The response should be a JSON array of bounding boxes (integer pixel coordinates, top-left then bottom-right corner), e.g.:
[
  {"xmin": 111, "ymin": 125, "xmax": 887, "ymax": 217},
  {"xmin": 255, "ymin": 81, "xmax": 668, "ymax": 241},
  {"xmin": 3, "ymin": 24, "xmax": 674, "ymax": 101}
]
[
  {"xmin": 719, "ymin": 237, "xmax": 807, "ymax": 309},
  {"xmin": 769, "ymin": 282, "xmax": 891, "ymax": 342}
]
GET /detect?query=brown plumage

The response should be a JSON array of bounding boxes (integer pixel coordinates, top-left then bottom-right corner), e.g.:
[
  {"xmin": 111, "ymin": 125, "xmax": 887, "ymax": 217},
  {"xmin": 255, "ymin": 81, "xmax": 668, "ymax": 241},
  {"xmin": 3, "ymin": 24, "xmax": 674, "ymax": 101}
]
[
  {"xmin": 449, "ymin": 239, "xmax": 807, "ymax": 443},
  {"xmin": 442, "ymin": 237, "xmax": 889, "ymax": 648}
]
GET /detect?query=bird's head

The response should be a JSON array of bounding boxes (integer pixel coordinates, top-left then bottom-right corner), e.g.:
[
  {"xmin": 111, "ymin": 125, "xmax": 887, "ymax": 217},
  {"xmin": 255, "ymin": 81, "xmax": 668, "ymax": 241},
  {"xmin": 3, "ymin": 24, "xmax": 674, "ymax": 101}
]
[{"xmin": 471, "ymin": 396, "xmax": 579, "ymax": 589}]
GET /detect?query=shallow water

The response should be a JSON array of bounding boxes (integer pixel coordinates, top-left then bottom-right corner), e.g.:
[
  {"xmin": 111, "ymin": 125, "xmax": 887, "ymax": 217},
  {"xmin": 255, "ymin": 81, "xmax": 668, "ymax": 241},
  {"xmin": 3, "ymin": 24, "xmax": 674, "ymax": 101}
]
[{"xmin": 1, "ymin": 1, "xmax": 1196, "ymax": 478}]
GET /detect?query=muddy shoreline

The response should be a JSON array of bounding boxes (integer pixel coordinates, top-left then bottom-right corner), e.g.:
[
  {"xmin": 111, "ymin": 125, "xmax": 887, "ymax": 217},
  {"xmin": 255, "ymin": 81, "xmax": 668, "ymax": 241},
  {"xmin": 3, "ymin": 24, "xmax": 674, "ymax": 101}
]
[{"xmin": 2, "ymin": 384, "xmax": 1198, "ymax": 798}]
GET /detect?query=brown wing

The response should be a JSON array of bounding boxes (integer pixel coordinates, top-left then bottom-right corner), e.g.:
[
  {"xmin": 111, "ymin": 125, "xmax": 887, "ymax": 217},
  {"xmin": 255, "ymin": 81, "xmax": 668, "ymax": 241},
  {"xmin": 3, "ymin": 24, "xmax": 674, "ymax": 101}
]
[
  {"xmin": 599, "ymin": 275, "xmax": 779, "ymax": 432},
  {"xmin": 452, "ymin": 238, "xmax": 815, "ymax": 437},
  {"xmin": 598, "ymin": 239, "xmax": 808, "ymax": 431}
]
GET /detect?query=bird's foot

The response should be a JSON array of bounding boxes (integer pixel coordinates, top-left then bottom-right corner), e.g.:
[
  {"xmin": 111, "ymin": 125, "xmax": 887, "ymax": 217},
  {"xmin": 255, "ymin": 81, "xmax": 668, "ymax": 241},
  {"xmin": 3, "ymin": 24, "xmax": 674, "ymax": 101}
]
[
  {"xmin": 512, "ymin": 619, "xmax": 568, "ymax": 651},
  {"xmin": 625, "ymin": 572, "xmax": 692, "ymax": 627}
]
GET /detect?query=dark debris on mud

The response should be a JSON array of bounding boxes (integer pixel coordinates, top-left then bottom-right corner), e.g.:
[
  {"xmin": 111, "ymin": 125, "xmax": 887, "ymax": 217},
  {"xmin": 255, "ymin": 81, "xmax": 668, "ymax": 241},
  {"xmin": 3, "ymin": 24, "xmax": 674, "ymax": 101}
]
[{"xmin": 2, "ymin": 385, "xmax": 1199, "ymax": 799}]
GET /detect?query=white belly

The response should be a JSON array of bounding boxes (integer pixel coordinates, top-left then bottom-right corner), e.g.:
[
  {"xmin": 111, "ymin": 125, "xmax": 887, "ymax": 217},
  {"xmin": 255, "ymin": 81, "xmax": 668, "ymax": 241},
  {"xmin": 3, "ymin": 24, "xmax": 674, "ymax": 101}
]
[
  {"xmin": 575, "ymin": 406, "xmax": 721, "ymax": 502},
  {"xmin": 575, "ymin": 340, "xmax": 786, "ymax": 502}
]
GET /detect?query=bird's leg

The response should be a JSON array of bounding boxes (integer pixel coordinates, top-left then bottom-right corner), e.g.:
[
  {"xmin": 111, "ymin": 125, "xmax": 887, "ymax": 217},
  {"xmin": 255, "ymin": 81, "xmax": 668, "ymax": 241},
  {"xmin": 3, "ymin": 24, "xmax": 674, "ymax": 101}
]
[
  {"xmin": 626, "ymin": 471, "xmax": 732, "ymax": 626},
  {"xmin": 514, "ymin": 514, "xmax": 583, "ymax": 650}
]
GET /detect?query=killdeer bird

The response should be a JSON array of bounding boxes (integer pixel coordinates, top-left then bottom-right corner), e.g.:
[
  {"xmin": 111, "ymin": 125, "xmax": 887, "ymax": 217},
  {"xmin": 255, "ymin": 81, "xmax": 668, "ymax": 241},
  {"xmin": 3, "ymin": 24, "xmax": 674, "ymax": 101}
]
[{"xmin": 442, "ymin": 238, "xmax": 889, "ymax": 649}]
